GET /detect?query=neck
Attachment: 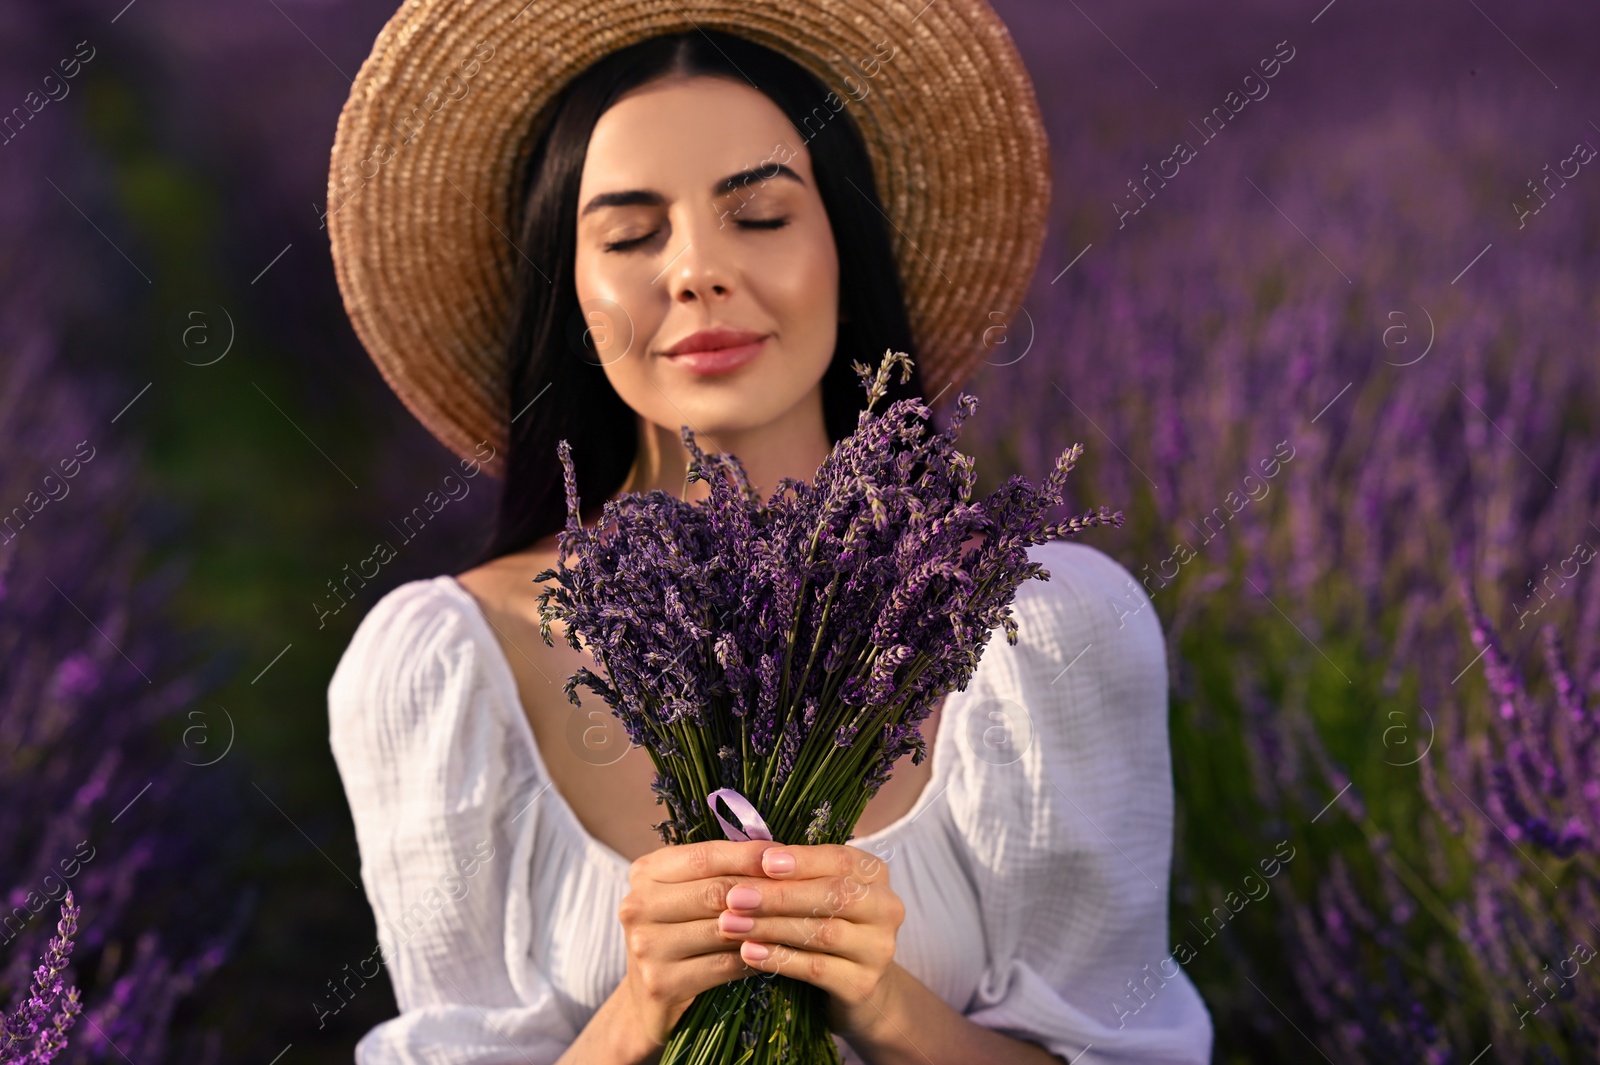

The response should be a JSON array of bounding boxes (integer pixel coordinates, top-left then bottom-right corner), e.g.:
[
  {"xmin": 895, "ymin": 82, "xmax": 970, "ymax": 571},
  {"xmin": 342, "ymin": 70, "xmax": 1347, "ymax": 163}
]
[{"xmin": 618, "ymin": 385, "xmax": 832, "ymax": 503}]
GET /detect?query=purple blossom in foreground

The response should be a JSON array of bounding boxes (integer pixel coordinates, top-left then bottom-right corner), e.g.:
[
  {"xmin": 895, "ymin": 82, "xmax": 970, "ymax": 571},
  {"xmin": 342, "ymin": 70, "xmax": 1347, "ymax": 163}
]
[
  {"xmin": 535, "ymin": 349, "xmax": 1121, "ymax": 1063},
  {"xmin": 0, "ymin": 891, "xmax": 82, "ymax": 1064}
]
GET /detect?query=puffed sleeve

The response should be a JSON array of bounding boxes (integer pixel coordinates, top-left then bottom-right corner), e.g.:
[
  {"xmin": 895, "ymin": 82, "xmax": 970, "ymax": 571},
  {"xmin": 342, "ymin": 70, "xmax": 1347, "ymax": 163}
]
[
  {"xmin": 327, "ymin": 579, "xmax": 579, "ymax": 1064},
  {"xmin": 951, "ymin": 542, "xmax": 1214, "ymax": 1063}
]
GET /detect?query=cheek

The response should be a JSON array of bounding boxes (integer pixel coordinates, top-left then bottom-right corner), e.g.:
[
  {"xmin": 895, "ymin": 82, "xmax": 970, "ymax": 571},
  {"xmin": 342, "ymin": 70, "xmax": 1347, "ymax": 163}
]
[
  {"xmin": 760, "ymin": 222, "xmax": 839, "ymax": 366},
  {"xmin": 574, "ymin": 249, "xmax": 658, "ymax": 368},
  {"xmin": 576, "ymin": 250, "xmax": 669, "ymax": 425},
  {"xmin": 787, "ymin": 223, "xmax": 840, "ymax": 311}
]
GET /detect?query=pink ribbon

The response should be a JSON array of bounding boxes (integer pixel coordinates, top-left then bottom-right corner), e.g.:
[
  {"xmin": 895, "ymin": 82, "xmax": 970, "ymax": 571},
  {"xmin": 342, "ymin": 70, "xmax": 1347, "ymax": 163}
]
[{"xmin": 706, "ymin": 787, "xmax": 779, "ymax": 843}]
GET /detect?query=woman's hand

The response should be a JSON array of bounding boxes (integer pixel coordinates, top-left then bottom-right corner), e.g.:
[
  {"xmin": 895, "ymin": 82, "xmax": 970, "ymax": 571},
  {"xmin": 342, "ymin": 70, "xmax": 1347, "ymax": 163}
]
[
  {"xmin": 613, "ymin": 839, "xmax": 777, "ymax": 1053},
  {"xmin": 718, "ymin": 843, "xmax": 908, "ymax": 1041}
]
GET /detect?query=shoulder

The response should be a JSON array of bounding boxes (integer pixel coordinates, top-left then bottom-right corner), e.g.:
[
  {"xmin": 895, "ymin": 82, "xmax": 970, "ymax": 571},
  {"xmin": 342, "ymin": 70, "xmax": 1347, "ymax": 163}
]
[
  {"xmin": 957, "ymin": 539, "xmax": 1170, "ymax": 779},
  {"xmin": 328, "ymin": 576, "xmax": 480, "ymax": 701},
  {"xmin": 326, "ymin": 576, "xmax": 495, "ymax": 756},
  {"xmin": 946, "ymin": 540, "xmax": 1176, "ymax": 875},
  {"xmin": 1007, "ymin": 539, "xmax": 1165, "ymax": 678}
]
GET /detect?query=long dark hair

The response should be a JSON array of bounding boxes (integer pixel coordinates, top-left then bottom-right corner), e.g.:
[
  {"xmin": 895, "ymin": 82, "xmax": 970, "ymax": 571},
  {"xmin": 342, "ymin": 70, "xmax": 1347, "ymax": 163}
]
[{"xmin": 465, "ymin": 30, "xmax": 923, "ymax": 568}]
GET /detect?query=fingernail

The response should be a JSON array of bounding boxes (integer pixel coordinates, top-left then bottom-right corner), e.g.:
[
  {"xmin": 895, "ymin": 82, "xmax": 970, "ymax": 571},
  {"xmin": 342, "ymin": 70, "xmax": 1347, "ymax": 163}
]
[
  {"xmin": 728, "ymin": 885, "xmax": 762, "ymax": 909},
  {"xmin": 763, "ymin": 850, "xmax": 795, "ymax": 874},
  {"xmin": 720, "ymin": 912, "xmax": 755, "ymax": 933},
  {"xmin": 743, "ymin": 941, "xmax": 771, "ymax": 960}
]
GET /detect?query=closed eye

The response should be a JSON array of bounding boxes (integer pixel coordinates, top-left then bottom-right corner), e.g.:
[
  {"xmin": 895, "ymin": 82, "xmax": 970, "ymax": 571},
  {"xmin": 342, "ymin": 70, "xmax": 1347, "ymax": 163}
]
[
  {"xmin": 603, "ymin": 230, "xmax": 660, "ymax": 253},
  {"xmin": 602, "ymin": 216, "xmax": 790, "ymax": 253}
]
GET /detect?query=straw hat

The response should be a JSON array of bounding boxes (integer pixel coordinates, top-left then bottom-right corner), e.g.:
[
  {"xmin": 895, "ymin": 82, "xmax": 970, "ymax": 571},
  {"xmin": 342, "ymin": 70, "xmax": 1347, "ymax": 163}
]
[{"xmin": 327, "ymin": 0, "xmax": 1051, "ymax": 479}]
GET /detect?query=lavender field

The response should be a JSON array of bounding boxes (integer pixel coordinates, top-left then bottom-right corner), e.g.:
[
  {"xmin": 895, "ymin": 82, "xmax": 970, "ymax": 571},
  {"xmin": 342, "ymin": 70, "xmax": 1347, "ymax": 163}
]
[{"xmin": 2, "ymin": 0, "xmax": 1595, "ymax": 1061}]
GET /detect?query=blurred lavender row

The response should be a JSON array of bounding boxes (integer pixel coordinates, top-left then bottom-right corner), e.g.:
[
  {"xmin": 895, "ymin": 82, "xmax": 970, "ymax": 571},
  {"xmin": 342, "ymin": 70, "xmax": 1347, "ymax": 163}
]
[
  {"xmin": 2, "ymin": 5, "xmax": 254, "ymax": 1062},
  {"xmin": 960, "ymin": 45, "xmax": 1600, "ymax": 1061},
  {"xmin": 0, "ymin": 272, "xmax": 251, "ymax": 1060}
]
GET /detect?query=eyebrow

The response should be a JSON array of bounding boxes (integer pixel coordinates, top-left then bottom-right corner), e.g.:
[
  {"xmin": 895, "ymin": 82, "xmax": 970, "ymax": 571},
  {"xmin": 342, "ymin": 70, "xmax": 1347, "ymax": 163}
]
[{"xmin": 579, "ymin": 164, "xmax": 806, "ymax": 218}]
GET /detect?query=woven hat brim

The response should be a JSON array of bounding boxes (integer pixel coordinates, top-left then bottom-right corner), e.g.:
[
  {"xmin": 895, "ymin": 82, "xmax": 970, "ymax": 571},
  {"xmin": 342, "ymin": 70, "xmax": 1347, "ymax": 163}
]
[{"xmin": 327, "ymin": 0, "xmax": 1051, "ymax": 478}]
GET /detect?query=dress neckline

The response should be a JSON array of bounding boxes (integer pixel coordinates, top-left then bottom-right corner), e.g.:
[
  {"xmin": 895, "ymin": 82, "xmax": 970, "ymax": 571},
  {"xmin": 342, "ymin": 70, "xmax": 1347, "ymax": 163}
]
[{"xmin": 439, "ymin": 574, "xmax": 955, "ymax": 870}]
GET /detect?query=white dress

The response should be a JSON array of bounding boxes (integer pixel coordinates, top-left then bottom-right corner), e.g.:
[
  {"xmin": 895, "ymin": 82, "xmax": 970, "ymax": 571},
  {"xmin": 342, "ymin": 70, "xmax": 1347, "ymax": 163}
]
[{"xmin": 327, "ymin": 540, "xmax": 1214, "ymax": 1064}]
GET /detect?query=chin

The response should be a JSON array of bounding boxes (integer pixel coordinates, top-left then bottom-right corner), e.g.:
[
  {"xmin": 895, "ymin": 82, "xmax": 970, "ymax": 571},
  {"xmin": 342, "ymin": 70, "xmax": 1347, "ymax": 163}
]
[{"xmin": 661, "ymin": 393, "xmax": 788, "ymax": 438}]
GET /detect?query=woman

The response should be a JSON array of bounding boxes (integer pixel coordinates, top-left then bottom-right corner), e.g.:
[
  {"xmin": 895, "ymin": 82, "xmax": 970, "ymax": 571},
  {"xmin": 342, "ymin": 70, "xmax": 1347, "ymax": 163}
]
[{"xmin": 326, "ymin": 3, "xmax": 1213, "ymax": 1063}]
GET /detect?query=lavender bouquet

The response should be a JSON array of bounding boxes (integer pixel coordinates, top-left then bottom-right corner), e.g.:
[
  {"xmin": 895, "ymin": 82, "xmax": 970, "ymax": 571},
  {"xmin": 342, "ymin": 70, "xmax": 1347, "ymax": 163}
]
[{"xmin": 535, "ymin": 350, "xmax": 1120, "ymax": 1063}]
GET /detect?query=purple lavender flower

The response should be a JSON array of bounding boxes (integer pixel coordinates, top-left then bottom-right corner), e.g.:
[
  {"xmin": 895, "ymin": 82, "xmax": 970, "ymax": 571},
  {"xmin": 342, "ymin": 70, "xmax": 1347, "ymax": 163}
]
[
  {"xmin": 535, "ymin": 349, "xmax": 1121, "ymax": 1063},
  {"xmin": 0, "ymin": 891, "xmax": 81, "ymax": 1063}
]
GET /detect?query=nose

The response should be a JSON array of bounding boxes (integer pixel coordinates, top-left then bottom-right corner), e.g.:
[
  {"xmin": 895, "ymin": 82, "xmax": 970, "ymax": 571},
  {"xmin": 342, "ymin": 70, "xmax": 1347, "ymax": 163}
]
[{"xmin": 663, "ymin": 207, "xmax": 736, "ymax": 305}]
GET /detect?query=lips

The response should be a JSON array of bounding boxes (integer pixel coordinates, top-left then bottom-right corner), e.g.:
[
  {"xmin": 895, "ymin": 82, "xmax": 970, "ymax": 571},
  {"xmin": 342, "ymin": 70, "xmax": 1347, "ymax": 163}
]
[
  {"xmin": 662, "ymin": 328, "xmax": 768, "ymax": 357},
  {"xmin": 660, "ymin": 328, "xmax": 769, "ymax": 377}
]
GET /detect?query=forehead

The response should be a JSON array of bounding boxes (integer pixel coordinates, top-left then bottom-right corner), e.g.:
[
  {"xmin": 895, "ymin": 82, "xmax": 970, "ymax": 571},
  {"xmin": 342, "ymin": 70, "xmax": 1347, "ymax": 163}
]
[{"xmin": 579, "ymin": 74, "xmax": 813, "ymax": 192}]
